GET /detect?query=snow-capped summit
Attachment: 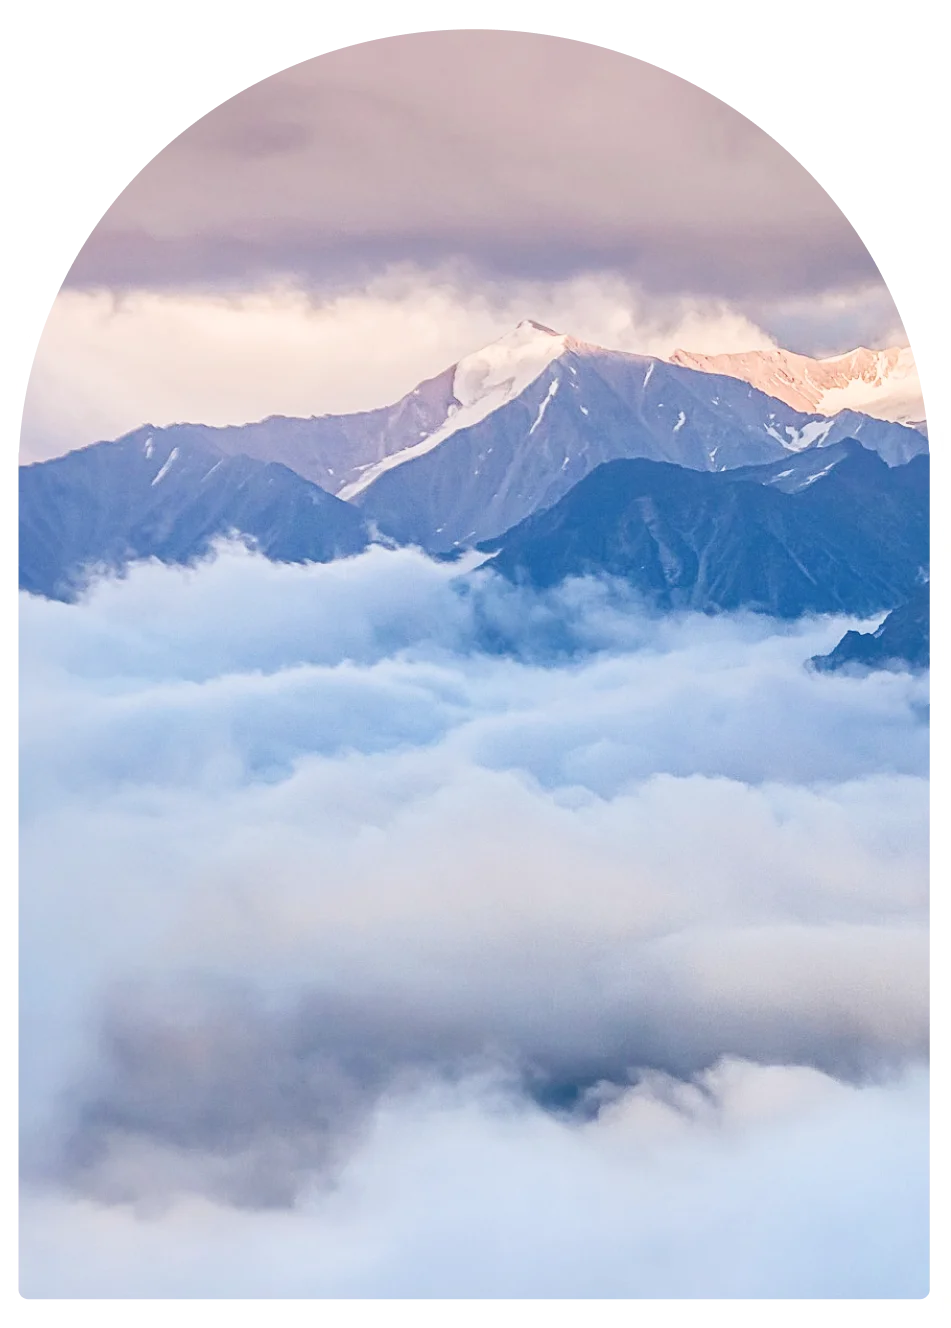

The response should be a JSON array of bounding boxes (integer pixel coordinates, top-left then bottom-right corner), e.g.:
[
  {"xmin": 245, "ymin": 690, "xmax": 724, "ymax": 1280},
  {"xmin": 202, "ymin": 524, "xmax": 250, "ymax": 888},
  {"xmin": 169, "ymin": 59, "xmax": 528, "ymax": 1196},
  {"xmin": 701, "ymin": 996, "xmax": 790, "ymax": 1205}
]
[
  {"xmin": 452, "ymin": 320, "xmax": 569, "ymax": 420},
  {"xmin": 668, "ymin": 344, "xmax": 924, "ymax": 427},
  {"xmin": 338, "ymin": 320, "xmax": 569, "ymax": 500},
  {"xmin": 514, "ymin": 318, "xmax": 562, "ymax": 336}
]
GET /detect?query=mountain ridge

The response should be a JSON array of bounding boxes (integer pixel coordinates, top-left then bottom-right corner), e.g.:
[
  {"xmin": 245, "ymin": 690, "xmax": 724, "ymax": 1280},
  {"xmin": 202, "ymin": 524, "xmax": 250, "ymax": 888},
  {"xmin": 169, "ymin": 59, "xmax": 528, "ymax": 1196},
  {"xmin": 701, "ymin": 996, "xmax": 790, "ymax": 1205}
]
[
  {"xmin": 18, "ymin": 324, "xmax": 930, "ymax": 634},
  {"xmin": 810, "ymin": 583, "xmax": 930, "ymax": 673},
  {"xmin": 24, "ymin": 324, "xmax": 925, "ymax": 511},
  {"xmin": 350, "ymin": 325, "xmax": 924, "ymax": 550},
  {"xmin": 19, "ymin": 428, "xmax": 372, "ymax": 601},
  {"xmin": 482, "ymin": 445, "xmax": 928, "ymax": 619},
  {"xmin": 668, "ymin": 344, "xmax": 924, "ymax": 427}
]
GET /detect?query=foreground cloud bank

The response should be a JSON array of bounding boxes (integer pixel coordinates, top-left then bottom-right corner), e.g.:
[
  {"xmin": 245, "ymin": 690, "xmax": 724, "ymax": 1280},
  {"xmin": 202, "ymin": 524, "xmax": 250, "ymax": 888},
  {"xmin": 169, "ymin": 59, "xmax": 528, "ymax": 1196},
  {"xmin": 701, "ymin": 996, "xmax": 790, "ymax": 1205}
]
[{"xmin": 19, "ymin": 545, "xmax": 929, "ymax": 1297}]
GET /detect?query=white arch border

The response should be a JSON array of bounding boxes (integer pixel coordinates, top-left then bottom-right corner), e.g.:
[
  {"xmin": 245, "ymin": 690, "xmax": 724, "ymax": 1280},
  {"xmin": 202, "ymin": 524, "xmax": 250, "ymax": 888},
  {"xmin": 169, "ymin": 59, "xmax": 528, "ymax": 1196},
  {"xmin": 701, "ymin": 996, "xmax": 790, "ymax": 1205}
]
[{"xmin": 1, "ymin": 7, "xmax": 945, "ymax": 1306}]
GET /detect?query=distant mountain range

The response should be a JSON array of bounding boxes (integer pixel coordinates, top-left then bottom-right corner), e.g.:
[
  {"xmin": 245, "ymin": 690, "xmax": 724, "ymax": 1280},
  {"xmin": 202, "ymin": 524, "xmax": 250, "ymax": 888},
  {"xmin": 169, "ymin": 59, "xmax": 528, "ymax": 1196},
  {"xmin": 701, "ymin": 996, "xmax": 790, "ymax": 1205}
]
[
  {"xmin": 669, "ymin": 344, "xmax": 925, "ymax": 429},
  {"xmin": 18, "ymin": 322, "xmax": 931, "ymax": 665}
]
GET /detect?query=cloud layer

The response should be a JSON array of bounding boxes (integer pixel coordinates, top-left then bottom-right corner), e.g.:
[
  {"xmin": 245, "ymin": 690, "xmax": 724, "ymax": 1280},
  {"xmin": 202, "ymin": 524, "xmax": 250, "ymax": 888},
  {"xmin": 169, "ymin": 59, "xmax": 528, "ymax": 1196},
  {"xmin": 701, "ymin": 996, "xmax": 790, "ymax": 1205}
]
[
  {"xmin": 65, "ymin": 32, "xmax": 880, "ymax": 304},
  {"xmin": 19, "ymin": 545, "xmax": 928, "ymax": 1296},
  {"xmin": 21, "ymin": 1062, "xmax": 929, "ymax": 1298}
]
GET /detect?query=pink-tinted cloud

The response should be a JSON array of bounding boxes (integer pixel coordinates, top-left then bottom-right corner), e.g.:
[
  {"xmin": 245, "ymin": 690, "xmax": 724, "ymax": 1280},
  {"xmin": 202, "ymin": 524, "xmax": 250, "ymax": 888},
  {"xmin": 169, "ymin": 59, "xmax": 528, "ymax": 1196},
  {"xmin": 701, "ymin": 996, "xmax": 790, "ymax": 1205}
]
[{"xmin": 65, "ymin": 31, "xmax": 892, "ymax": 311}]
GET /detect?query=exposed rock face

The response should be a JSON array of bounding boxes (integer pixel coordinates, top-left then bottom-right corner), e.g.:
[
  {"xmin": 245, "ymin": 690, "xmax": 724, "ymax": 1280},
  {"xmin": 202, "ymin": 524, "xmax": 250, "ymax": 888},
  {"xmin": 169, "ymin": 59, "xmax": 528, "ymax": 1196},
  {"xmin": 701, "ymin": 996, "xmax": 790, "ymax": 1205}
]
[{"xmin": 810, "ymin": 583, "xmax": 930, "ymax": 674}]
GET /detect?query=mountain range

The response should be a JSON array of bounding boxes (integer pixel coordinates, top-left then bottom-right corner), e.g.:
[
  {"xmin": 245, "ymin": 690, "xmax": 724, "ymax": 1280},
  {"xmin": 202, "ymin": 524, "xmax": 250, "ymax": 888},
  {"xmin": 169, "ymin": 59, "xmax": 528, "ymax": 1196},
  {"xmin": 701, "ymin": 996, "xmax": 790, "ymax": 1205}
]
[
  {"xmin": 668, "ymin": 344, "xmax": 925, "ymax": 430},
  {"xmin": 18, "ymin": 321, "xmax": 931, "ymax": 668},
  {"xmin": 21, "ymin": 324, "xmax": 926, "ymax": 550},
  {"xmin": 344, "ymin": 324, "xmax": 923, "ymax": 552}
]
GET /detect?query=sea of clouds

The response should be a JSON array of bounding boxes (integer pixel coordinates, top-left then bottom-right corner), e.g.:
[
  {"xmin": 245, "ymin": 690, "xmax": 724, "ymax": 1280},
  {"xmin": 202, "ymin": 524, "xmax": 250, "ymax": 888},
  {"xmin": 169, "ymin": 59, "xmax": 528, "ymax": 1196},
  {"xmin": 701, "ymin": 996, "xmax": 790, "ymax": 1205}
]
[{"xmin": 19, "ymin": 543, "xmax": 929, "ymax": 1297}]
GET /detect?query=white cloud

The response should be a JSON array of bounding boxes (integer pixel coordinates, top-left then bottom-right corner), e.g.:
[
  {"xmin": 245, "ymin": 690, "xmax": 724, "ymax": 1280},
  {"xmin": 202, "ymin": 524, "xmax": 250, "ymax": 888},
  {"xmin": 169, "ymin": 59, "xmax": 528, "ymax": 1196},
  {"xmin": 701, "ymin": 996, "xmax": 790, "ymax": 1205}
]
[
  {"xmin": 20, "ymin": 270, "xmax": 776, "ymax": 462},
  {"xmin": 20, "ymin": 1061, "xmax": 928, "ymax": 1298},
  {"xmin": 18, "ymin": 546, "xmax": 929, "ymax": 1296}
]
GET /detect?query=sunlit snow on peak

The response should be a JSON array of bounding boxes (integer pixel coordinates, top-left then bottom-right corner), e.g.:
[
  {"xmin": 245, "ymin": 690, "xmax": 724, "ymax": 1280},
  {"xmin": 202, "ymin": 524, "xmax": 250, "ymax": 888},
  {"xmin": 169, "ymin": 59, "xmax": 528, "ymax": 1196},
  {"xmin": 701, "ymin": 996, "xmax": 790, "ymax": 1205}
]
[
  {"xmin": 452, "ymin": 321, "xmax": 568, "ymax": 410},
  {"xmin": 339, "ymin": 323, "xmax": 568, "ymax": 500}
]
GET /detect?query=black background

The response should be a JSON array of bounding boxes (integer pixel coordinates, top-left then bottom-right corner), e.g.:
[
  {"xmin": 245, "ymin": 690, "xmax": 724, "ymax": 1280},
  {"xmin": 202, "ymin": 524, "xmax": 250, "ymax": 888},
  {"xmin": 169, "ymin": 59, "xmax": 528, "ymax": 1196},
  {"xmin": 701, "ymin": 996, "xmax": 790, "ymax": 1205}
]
[{"xmin": 5, "ymin": 9, "xmax": 945, "ymax": 369}]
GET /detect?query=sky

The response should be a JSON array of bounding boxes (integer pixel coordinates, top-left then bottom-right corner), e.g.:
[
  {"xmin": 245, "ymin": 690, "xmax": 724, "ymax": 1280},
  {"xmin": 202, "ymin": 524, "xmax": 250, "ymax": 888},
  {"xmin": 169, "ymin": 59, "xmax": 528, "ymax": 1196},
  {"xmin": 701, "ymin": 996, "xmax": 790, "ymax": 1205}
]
[
  {"xmin": 18, "ymin": 545, "xmax": 930, "ymax": 1297},
  {"xmin": 19, "ymin": 29, "xmax": 908, "ymax": 463}
]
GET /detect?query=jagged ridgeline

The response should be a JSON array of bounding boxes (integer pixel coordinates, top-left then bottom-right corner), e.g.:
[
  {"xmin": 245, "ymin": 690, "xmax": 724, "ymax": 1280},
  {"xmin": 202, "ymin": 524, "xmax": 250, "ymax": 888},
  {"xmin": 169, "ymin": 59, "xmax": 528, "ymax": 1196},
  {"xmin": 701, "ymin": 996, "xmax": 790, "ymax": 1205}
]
[{"xmin": 19, "ymin": 322, "xmax": 929, "ymax": 666}]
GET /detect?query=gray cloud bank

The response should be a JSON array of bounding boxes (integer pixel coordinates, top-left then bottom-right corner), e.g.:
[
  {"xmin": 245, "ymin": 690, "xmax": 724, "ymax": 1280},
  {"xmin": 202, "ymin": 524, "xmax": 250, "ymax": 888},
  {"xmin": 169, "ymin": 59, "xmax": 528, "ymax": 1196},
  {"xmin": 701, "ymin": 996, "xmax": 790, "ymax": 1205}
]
[
  {"xmin": 65, "ymin": 31, "xmax": 891, "ymax": 314},
  {"xmin": 19, "ymin": 546, "xmax": 929, "ymax": 1296}
]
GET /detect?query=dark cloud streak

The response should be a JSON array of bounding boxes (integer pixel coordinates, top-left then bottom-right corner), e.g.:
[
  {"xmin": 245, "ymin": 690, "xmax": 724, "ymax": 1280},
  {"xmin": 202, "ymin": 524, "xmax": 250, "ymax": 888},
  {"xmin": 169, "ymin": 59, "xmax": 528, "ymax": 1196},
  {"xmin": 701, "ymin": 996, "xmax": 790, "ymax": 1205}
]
[{"xmin": 68, "ymin": 228, "xmax": 882, "ymax": 304}]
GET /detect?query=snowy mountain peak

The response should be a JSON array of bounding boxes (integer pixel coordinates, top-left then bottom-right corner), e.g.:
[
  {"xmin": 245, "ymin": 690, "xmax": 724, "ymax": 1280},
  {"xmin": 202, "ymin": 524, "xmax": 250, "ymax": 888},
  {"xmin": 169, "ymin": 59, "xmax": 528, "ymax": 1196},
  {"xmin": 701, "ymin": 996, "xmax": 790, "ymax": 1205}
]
[
  {"xmin": 338, "ymin": 322, "xmax": 569, "ymax": 500},
  {"xmin": 337, "ymin": 323, "xmax": 925, "ymax": 510},
  {"xmin": 517, "ymin": 318, "xmax": 562, "ymax": 336},
  {"xmin": 452, "ymin": 321, "xmax": 568, "ymax": 408}
]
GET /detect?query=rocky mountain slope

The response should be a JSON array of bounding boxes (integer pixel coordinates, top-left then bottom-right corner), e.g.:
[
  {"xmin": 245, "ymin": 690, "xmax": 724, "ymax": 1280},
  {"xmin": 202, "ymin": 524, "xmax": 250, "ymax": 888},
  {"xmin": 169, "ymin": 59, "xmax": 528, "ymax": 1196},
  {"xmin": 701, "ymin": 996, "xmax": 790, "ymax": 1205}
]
[
  {"xmin": 482, "ymin": 445, "xmax": 928, "ymax": 619},
  {"xmin": 19, "ymin": 428, "xmax": 371, "ymax": 601}
]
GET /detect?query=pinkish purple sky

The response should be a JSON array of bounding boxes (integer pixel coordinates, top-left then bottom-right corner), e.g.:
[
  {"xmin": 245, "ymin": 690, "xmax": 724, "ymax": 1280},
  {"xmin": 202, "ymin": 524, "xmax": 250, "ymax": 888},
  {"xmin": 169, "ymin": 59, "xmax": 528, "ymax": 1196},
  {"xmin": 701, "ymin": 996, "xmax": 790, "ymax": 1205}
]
[{"xmin": 23, "ymin": 31, "xmax": 906, "ymax": 462}]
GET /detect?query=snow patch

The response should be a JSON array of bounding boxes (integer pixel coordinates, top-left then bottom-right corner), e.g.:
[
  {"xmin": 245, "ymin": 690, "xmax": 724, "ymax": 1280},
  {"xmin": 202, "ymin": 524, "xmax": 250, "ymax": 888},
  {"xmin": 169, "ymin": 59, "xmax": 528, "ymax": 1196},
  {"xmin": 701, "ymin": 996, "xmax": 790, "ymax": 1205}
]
[
  {"xmin": 673, "ymin": 411, "xmax": 686, "ymax": 433},
  {"xmin": 796, "ymin": 460, "xmax": 840, "ymax": 488},
  {"xmin": 150, "ymin": 447, "xmax": 179, "ymax": 486},
  {"xmin": 782, "ymin": 419, "xmax": 834, "ymax": 452},
  {"xmin": 816, "ymin": 346, "xmax": 922, "ymax": 423},
  {"xmin": 528, "ymin": 377, "xmax": 560, "ymax": 436}
]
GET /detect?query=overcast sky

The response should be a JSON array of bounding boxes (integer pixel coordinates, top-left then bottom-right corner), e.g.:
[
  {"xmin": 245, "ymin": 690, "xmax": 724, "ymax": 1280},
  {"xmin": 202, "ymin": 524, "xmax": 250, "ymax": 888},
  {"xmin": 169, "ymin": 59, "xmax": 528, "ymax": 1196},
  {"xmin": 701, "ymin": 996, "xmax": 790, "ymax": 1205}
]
[{"xmin": 23, "ymin": 31, "xmax": 907, "ymax": 461}]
